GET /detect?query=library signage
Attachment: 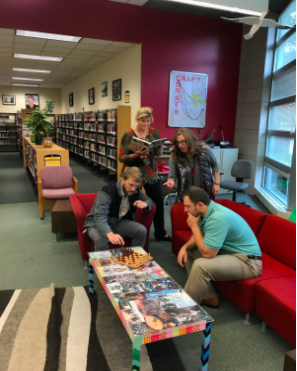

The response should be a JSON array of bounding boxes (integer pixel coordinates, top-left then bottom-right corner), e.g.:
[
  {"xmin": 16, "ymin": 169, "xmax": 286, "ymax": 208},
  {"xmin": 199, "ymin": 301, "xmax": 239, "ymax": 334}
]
[{"xmin": 168, "ymin": 70, "xmax": 208, "ymax": 128}]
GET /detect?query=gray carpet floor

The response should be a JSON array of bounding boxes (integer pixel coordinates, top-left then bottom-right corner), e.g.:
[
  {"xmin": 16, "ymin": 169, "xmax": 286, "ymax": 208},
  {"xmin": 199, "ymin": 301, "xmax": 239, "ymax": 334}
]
[{"xmin": 0, "ymin": 152, "xmax": 290, "ymax": 371}]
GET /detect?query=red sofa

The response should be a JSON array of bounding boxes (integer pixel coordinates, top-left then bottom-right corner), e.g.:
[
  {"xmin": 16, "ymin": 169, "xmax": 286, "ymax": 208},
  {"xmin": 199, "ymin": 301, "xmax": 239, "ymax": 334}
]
[
  {"xmin": 171, "ymin": 199, "xmax": 296, "ymax": 347},
  {"xmin": 70, "ymin": 193, "xmax": 156, "ymax": 261}
]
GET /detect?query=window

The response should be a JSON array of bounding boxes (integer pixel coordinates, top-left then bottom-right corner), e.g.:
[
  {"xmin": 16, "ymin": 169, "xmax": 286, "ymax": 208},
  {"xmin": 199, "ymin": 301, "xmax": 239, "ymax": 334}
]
[{"xmin": 262, "ymin": 0, "xmax": 296, "ymax": 209}]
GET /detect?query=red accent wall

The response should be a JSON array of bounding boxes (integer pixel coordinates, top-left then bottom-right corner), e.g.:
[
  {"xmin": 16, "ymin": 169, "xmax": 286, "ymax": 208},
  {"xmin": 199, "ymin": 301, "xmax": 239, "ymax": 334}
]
[{"xmin": 0, "ymin": 0, "xmax": 242, "ymax": 141}]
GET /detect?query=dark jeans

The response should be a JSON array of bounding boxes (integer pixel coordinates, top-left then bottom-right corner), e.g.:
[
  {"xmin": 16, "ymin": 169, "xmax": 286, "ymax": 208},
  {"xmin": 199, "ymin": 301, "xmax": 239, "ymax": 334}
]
[{"xmin": 144, "ymin": 179, "xmax": 167, "ymax": 238}]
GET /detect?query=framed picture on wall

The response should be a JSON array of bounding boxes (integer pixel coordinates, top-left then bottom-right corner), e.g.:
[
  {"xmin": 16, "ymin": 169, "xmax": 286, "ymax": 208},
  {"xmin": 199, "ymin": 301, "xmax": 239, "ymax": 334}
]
[
  {"xmin": 69, "ymin": 92, "xmax": 74, "ymax": 107},
  {"xmin": 88, "ymin": 88, "xmax": 95, "ymax": 105},
  {"xmin": 2, "ymin": 95, "xmax": 16, "ymax": 105},
  {"xmin": 25, "ymin": 94, "xmax": 39, "ymax": 109},
  {"xmin": 101, "ymin": 81, "xmax": 108, "ymax": 97},
  {"xmin": 112, "ymin": 79, "xmax": 121, "ymax": 101}
]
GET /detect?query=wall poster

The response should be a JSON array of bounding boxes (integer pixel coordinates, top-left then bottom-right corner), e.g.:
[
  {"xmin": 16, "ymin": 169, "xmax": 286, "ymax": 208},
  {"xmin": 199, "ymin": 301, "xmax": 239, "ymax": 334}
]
[{"xmin": 168, "ymin": 70, "xmax": 208, "ymax": 128}]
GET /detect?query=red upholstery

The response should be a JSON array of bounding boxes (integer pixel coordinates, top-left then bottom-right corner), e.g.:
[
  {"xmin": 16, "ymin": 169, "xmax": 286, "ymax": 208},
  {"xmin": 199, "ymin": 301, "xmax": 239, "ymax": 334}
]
[
  {"xmin": 258, "ymin": 215, "xmax": 296, "ymax": 270},
  {"xmin": 214, "ymin": 252, "xmax": 295, "ymax": 313},
  {"xmin": 69, "ymin": 193, "xmax": 156, "ymax": 261},
  {"xmin": 256, "ymin": 277, "xmax": 296, "ymax": 348},
  {"xmin": 223, "ymin": 199, "xmax": 267, "ymax": 236}
]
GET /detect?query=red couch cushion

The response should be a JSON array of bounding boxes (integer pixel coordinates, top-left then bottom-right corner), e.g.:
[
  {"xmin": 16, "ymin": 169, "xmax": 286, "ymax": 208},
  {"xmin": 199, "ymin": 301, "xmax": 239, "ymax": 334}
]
[
  {"xmin": 256, "ymin": 276, "xmax": 296, "ymax": 347},
  {"xmin": 171, "ymin": 202, "xmax": 190, "ymax": 233},
  {"xmin": 214, "ymin": 252, "xmax": 296, "ymax": 313},
  {"xmin": 214, "ymin": 198, "xmax": 226, "ymax": 206},
  {"xmin": 223, "ymin": 199, "xmax": 267, "ymax": 236},
  {"xmin": 172, "ymin": 230, "xmax": 192, "ymax": 256},
  {"xmin": 258, "ymin": 215, "xmax": 296, "ymax": 270}
]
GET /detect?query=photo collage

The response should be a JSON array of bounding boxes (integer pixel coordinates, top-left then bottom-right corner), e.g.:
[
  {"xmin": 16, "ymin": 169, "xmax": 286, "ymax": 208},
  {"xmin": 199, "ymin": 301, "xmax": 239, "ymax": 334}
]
[{"xmin": 89, "ymin": 248, "xmax": 212, "ymax": 337}]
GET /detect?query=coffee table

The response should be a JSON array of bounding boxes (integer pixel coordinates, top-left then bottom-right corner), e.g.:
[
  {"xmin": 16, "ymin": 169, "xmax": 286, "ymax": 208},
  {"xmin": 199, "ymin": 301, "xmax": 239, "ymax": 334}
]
[{"xmin": 89, "ymin": 247, "xmax": 213, "ymax": 371}]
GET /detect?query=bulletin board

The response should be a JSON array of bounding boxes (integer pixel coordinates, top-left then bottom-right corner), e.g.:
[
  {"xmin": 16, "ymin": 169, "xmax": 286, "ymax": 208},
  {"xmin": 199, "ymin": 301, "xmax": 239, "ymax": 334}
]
[{"xmin": 168, "ymin": 70, "xmax": 208, "ymax": 128}]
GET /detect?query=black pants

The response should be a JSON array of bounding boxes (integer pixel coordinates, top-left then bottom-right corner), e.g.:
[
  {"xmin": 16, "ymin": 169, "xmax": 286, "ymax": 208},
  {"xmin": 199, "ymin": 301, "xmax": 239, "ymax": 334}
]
[{"xmin": 144, "ymin": 179, "xmax": 167, "ymax": 238}]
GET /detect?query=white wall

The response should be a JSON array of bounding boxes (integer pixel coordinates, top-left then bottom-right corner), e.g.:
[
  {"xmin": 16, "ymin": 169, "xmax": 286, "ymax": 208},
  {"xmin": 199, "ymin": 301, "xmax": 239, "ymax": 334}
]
[
  {"xmin": 61, "ymin": 44, "xmax": 141, "ymax": 126},
  {"xmin": 0, "ymin": 86, "xmax": 61, "ymax": 113}
]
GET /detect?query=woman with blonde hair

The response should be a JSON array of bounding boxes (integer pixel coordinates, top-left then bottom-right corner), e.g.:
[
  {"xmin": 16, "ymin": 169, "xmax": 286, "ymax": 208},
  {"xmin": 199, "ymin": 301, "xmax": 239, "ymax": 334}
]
[
  {"xmin": 164, "ymin": 128, "xmax": 220, "ymax": 201},
  {"xmin": 119, "ymin": 107, "xmax": 171, "ymax": 241}
]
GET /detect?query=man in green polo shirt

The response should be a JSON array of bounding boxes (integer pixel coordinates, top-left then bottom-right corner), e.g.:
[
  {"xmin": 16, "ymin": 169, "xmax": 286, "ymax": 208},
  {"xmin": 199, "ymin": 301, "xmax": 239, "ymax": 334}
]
[{"xmin": 177, "ymin": 187, "xmax": 262, "ymax": 308}]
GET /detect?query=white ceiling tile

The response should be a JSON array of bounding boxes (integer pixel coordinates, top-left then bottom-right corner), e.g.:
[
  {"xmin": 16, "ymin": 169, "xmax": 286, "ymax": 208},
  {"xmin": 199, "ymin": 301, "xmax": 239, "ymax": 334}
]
[
  {"xmin": 111, "ymin": 41, "xmax": 134, "ymax": 48},
  {"xmin": 0, "ymin": 48, "xmax": 13, "ymax": 54},
  {"xmin": 32, "ymin": 59, "xmax": 60, "ymax": 65},
  {"xmin": 14, "ymin": 42, "xmax": 44, "ymax": 51},
  {"xmin": 0, "ymin": 41, "xmax": 13, "ymax": 48},
  {"xmin": 103, "ymin": 46, "xmax": 126, "ymax": 53},
  {"xmin": 46, "ymin": 40, "xmax": 77, "ymax": 48},
  {"xmin": 42, "ymin": 46, "xmax": 73, "ymax": 55},
  {"xmin": 0, "ymin": 28, "xmax": 14, "ymax": 35},
  {"xmin": 65, "ymin": 55, "xmax": 91, "ymax": 62},
  {"xmin": 0, "ymin": 52, "xmax": 12, "ymax": 57},
  {"xmin": 75, "ymin": 43, "xmax": 105, "ymax": 52},
  {"xmin": 40, "ymin": 51, "xmax": 66, "ymax": 58},
  {"xmin": 80, "ymin": 38, "xmax": 113, "ymax": 46},
  {"xmin": 15, "ymin": 35, "xmax": 46, "ymax": 45},
  {"xmin": 97, "ymin": 51, "xmax": 117, "ymax": 58},
  {"xmin": 70, "ymin": 49, "xmax": 98, "ymax": 57},
  {"xmin": 14, "ymin": 49, "xmax": 41, "ymax": 55},
  {"xmin": 0, "ymin": 34, "xmax": 14, "ymax": 42}
]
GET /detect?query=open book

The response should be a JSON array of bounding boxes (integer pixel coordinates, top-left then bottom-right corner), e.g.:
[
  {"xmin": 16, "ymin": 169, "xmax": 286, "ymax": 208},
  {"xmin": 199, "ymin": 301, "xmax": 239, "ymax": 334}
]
[{"xmin": 128, "ymin": 137, "xmax": 166, "ymax": 152}]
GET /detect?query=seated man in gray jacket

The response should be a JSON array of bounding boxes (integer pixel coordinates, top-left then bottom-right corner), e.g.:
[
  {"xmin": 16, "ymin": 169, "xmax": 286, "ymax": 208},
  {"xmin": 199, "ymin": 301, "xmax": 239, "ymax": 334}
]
[{"xmin": 84, "ymin": 167, "xmax": 153, "ymax": 250}]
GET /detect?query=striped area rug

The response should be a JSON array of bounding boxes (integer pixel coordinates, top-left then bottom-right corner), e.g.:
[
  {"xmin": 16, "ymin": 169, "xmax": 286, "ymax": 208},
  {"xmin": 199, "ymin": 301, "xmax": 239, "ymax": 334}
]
[{"xmin": 0, "ymin": 284, "xmax": 187, "ymax": 371}]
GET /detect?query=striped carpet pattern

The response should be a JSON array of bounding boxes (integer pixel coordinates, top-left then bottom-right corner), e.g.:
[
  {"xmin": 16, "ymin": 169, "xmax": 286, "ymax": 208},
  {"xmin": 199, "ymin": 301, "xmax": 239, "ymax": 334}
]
[{"xmin": 1, "ymin": 285, "xmax": 184, "ymax": 371}]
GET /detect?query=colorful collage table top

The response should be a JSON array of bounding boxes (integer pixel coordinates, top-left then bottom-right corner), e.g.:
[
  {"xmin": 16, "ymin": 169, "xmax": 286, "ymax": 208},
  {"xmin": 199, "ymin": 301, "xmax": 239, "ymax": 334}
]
[{"xmin": 89, "ymin": 247, "xmax": 213, "ymax": 343}]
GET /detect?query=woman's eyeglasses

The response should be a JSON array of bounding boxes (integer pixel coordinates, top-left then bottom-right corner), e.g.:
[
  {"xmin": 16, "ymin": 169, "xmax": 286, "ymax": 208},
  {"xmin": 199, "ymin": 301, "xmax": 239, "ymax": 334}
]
[{"xmin": 176, "ymin": 140, "xmax": 187, "ymax": 145}]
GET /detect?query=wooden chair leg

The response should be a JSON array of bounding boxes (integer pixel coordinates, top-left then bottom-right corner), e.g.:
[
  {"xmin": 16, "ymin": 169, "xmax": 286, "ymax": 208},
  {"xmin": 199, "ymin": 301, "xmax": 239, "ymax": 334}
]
[{"xmin": 39, "ymin": 199, "xmax": 44, "ymax": 219}]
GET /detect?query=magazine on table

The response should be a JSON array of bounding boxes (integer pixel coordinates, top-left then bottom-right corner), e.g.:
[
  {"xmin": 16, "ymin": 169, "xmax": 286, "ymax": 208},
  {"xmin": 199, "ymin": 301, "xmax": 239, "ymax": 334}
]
[{"xmin": 128, "ymin": 137, "xmax": 166, "ymax": 152}]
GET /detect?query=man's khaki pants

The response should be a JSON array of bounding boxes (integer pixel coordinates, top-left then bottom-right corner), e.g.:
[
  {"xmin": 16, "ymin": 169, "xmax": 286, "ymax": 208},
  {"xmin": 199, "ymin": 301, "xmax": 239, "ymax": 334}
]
[{"xmin": 184, "ymin": 248, "xmax": 262, "ymax": 304}]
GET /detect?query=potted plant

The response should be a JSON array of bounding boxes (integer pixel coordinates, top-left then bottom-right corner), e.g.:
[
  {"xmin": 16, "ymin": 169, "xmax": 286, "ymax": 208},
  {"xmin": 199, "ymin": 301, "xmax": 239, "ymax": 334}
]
[{"xmin": 26, "ymin": 101, "xmax": 55, "ymax": 146}]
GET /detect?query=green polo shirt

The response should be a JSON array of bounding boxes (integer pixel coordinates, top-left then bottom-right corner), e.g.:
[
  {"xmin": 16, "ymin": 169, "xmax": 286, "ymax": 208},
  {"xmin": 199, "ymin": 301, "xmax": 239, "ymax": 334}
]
[{"xmin": 198, "ymin": 201, "xmax": 261, "ymax": 256}]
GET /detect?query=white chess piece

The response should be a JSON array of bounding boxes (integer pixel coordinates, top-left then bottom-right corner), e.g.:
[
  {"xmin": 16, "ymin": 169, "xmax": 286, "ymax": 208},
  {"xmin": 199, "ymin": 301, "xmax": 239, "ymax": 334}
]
[{"xmin": 221, "ymin": 10, "xmax": 296, "ymax": 40}]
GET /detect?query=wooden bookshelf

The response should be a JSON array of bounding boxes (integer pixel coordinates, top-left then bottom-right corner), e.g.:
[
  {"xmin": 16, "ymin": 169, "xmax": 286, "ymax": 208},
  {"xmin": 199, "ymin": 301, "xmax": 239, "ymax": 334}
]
[
  {"xmin": 56, "ymin": 106, "xmax": 131, "ymax": 179},
  {"xmin": 0, "ymin": 113, "xmax": 18, "ymax": 152}
]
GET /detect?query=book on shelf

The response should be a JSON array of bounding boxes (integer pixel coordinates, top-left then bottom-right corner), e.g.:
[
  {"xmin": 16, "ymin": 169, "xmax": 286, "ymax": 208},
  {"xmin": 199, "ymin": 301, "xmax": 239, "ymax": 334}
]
[{"xmin": 128, "ymin": 137, "xmax": 166, "ymax": 152}]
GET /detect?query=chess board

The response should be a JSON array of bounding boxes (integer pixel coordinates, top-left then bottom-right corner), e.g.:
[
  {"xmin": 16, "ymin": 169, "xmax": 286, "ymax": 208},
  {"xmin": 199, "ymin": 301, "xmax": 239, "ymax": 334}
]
[{"xmin": 113, "ymin": 252, "xmax": 153, "ymax": 268}]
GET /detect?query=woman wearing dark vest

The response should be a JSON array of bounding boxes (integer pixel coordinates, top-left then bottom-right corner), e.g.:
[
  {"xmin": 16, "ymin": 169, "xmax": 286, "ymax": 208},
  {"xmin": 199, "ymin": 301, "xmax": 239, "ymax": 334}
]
[
  {"xmin": 119, "ymin": 107, "xmax": 171, "ymax": 241},
  {"xmin": 164, "ymin": 128, "xmax": 220, "ymax": 201}
]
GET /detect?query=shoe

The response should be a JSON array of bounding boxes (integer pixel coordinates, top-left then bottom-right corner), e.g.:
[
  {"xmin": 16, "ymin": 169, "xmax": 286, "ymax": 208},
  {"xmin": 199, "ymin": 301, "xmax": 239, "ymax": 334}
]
[
  {"xmin": 155, "ymin": 235, "xmax": 172, "ymax": 242},
  {"xmin": 200, "ymin": 294, "xmax": 219, "ymax": 309}
]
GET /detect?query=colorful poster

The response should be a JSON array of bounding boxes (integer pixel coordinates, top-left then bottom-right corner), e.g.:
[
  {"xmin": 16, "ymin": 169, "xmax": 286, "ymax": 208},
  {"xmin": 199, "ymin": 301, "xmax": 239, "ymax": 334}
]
[
  {"xmin": 168, "ymin": 70, "xmax": 208, "ymax": 128},
  {"xmin": 101, "ymin": 81, "xmax": 108, "ymax": 97}
]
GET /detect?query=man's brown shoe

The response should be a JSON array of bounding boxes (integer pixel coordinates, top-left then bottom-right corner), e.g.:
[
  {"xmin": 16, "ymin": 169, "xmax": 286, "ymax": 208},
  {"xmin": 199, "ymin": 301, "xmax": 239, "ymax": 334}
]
[{"xmin": 200, "ymin": 295, "xmax": 219, "ymax": 309}]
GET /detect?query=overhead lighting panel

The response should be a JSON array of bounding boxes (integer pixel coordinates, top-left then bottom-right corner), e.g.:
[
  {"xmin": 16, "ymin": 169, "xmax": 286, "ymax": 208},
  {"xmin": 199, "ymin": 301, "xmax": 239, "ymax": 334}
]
[
  {"xmin": 16, "ymin": 30, "xmax": 81, "ymax": 42},
  {"xmin": 166, "ymin": 0, "xmax": 263, "ymax": 16},
  {"xmin": 12, "ymin": 83, "xmax": 39, "ymax": 87},
  {"xmin": 14, "ymin": 54, "xmax": 63, "ymax": 62},
  {"xmin": 13, "ymin": 68, "xmax": 51, "ymax": 73},
  {"xmin": 12, "ymin": 77, "xmax": 44, "ymax": 81}
]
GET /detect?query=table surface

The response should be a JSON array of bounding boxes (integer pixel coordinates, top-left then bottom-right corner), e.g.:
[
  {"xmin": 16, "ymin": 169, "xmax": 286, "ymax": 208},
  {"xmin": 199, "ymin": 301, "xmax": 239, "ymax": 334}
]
[
  {"xmin": 89, "ymin": 247, "xmax": 213, "ymax": 343},
  {"xmin": 52, "ymin": 199, "xmax": 73, "ymax": 213}
]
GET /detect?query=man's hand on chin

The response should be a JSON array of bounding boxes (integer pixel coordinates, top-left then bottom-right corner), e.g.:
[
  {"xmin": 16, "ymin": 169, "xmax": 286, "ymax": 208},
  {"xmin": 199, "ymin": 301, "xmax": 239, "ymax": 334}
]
[{"xmin": 186, "ymin": 213, "xmax": 200, "ymax": 229}]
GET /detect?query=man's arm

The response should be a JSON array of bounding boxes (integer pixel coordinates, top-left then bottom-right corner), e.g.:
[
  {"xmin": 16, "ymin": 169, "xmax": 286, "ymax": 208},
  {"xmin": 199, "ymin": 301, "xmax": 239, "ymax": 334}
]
[
  {"xmin": 138, "ymin": 188, "xmax": 153, "ymax": 211},
  {"xmin": 191, "ymin": 224, "xmax": 218, "ymax": 258},
  {"xmin": 93, "ymin": 191, "xmax": 113, "ymax": 236}
]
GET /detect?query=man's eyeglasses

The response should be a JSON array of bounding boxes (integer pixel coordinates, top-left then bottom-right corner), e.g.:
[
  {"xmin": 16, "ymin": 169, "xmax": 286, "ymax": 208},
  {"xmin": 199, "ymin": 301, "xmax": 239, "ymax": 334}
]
[{"xmin": 176, "ymin": 140, "xmax": 187, "ymax": 145}]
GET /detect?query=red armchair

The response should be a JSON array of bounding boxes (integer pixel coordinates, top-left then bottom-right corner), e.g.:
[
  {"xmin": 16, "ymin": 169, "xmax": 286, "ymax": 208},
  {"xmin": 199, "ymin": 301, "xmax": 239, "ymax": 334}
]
[{"xmin": 69, "ymin": 193, "xmax": 156, "ymax": 263}]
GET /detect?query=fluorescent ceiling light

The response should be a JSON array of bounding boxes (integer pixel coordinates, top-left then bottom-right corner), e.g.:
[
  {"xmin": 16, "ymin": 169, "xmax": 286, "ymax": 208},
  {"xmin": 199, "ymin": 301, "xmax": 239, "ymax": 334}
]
[
  {"xmin": 13, "ymin": 68, "xmax": 51, "ymax": 73},
  {"xmin": 167, "ymin": 0, "xmax": 262, "ymax": 16},
  {"xmin": 12, "ymin": 77, "xmax": 44, "ymax": 81},
  {"xmin": 16, "ymin": 30, "xmax": 81, "ymax": 42},
  {"xmin": 12, "ymin": 83, "xmax": 39, "ymax": 87},
  {"xmin": 14, "ymin": 54, "xmax": 63, "ymax": 62}
]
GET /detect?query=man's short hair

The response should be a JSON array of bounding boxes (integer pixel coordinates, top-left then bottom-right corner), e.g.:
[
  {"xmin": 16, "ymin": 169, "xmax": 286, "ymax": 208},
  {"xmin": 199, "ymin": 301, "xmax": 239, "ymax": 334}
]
[
  {"xmin": 182, "ymin": 187, "xmax": 211, "ymax": 206},
  {"xmin": 121, "ymin": 167, "xmax": 143, "ymax": 184}
]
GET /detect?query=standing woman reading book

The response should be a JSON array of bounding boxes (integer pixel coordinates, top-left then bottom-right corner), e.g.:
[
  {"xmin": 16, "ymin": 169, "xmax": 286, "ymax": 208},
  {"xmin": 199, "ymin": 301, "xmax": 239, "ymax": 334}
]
[
  {"xmin": 164, "ymin": 128, "xmax": 220, "ymax": 201},
  {"xmin": 119, "ymin": 107, "xmax": 171, "ymax": 241}
]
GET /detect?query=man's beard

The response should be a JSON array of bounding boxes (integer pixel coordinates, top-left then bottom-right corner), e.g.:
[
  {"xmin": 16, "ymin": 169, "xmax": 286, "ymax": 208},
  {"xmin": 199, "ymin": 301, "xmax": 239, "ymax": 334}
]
[{"xmin": 123, "ymin": 184, "xmax": 133, "ymax": 195}]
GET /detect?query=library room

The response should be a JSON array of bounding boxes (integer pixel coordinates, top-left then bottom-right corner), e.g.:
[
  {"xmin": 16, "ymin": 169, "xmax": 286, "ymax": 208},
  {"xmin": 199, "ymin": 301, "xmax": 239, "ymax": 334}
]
[{"xmin": 0, "ymin": 0, "xmax": 295, "ymax": 370}]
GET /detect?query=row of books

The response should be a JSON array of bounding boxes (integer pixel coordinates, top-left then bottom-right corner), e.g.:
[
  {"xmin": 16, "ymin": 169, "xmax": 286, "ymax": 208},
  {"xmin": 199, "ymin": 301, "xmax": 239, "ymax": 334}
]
[
  {"xmin": 59, "ymin": 110, "xmax": 117, "ymax": 122},
  {"xmin": 58, "ymin": 122, "xmax": 116, "ymax": 134},
  {"xmin": 58, "ymin": 133, "xmax": 117, "ymax": 148},
  {"xmin": 84, "ymin": 150, "xmax": 117, "ymax": 171}
]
